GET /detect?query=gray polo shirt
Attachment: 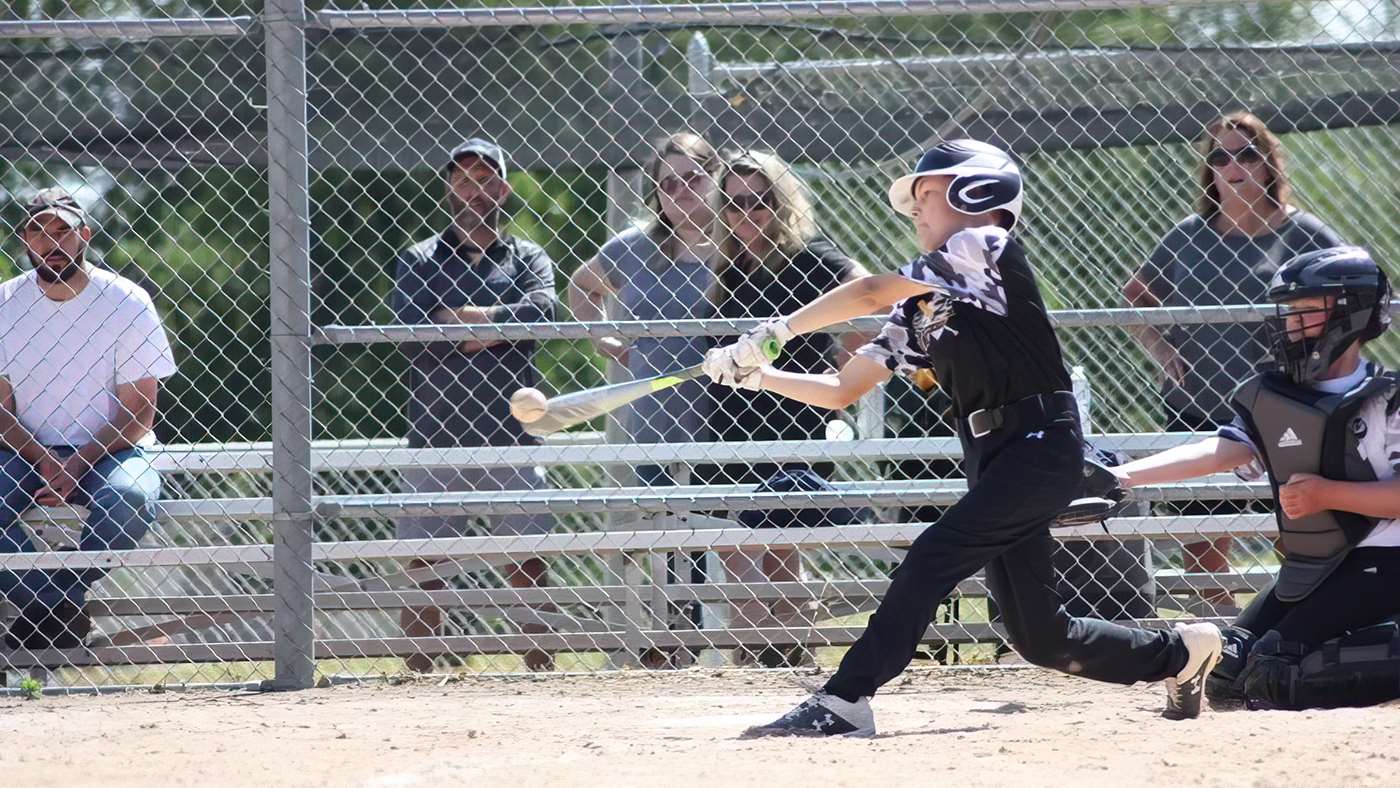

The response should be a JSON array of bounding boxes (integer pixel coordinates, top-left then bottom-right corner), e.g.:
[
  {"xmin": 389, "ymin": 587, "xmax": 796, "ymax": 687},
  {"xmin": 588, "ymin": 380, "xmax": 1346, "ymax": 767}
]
[
  {"xmin": 1137, "ymin": 209, "xmax": 1343, "ymax": 423},
  {"xmin": 393, "ymin": 229, "xmax": 556, "ymax": 447}
]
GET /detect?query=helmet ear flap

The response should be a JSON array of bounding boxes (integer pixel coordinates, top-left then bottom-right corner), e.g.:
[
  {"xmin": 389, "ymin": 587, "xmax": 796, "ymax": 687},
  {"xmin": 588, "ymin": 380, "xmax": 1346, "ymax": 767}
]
[
  {"xmin": 945, "ymin": 171, "xmax": 1021, "ymax": 226},
  {"xmin": 1362, "ymin": 277, "xmax": 1392, "ymax": 342}
]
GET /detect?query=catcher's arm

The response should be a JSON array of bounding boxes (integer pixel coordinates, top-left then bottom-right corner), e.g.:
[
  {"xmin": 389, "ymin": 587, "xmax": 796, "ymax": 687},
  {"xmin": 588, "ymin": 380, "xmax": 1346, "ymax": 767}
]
[{"xmin": 1112, "ymin": 437, "xmax": 1253, "ymax": 488}]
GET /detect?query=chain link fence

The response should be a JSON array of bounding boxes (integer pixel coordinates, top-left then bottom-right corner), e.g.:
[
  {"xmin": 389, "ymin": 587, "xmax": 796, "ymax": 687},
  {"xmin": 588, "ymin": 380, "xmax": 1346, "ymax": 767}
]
[{"xmin": 0, "ymin": 0, "xmax": 1397, "ymax": 689}]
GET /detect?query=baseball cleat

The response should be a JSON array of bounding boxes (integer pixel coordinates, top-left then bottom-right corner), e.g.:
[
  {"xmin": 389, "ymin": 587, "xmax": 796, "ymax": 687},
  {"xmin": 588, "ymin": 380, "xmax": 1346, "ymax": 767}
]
[
  {"xmin": 1164, "ymin": 622, "xmax": 1223, "ymax": 720},
  {"xmin": 741, "ymin": 692, "xmax": 875, "ymax": 738}
]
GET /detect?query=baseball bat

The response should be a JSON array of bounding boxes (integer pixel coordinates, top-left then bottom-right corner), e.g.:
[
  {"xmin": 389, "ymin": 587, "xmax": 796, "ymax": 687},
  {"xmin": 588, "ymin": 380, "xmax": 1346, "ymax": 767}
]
[{"xmin": 520, "ymin": 338, "xmax": 781, "ymax": 437}]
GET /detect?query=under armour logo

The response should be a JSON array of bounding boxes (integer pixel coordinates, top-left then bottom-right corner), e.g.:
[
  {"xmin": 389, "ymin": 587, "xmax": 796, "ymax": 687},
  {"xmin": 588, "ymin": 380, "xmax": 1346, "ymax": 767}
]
[
  {"xmin": 812, "ymin": 713, "xmax": 835, "ymax": 731},
  {"xmin": 1277, "ymin": 427, "xmax": 1302, "ymax": 448},
  {"xmin": 1365, "ymin": 566, "xmax": 1379, "ymax": 574}
]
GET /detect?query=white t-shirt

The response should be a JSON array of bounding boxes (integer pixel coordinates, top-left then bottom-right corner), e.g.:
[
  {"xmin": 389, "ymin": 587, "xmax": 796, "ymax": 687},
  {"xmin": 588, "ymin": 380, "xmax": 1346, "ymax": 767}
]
[
  {"xmin": 0, "ymin": 268, "xmax": 177, "ymax": 448},
  {"xmin": 1218, "ymin": 359, "xmax": 1400, "ymax": 548}
]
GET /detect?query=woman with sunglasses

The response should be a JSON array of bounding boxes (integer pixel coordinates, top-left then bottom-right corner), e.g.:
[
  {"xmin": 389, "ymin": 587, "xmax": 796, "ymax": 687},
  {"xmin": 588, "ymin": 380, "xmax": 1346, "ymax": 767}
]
[
  {"xmin": 567, "ymin": 131, "xmax": 722, "ymax": 667},
  {"xmin": 706, "ymin": 150, "xmax": 872, "ymax": 668},
  {"xmin": 1122, "ymin": 112, "xmax": 1345, "ymax": 613}
]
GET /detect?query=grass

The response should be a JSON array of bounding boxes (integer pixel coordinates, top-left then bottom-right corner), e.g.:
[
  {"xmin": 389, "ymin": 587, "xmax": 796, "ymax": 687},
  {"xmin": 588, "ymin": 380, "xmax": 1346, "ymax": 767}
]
[{"xmin": 19, "ymin": 677, "xmax": 42, "ymax": 700}]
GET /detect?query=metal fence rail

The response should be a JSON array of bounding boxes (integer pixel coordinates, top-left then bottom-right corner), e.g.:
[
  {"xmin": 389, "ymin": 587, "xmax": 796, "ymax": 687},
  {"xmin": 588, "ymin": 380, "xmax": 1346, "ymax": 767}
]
[{"xmin": 0, "ymin": 0, "xmax": 1396, "ymax": 689}]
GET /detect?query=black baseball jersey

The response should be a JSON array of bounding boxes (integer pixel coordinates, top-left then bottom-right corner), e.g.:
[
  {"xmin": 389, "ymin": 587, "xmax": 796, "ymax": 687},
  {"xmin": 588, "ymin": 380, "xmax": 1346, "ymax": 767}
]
[{"xmin": 857, "ymin": 226, "xmax": 1070, "ymax": 417}]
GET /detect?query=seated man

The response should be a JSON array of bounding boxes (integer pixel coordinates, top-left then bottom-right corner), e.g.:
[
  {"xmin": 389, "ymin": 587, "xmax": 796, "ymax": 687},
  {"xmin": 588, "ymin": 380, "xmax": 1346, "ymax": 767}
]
[
  {"xmin": 1113, "ymin": 246, "xmax": 1400, "ymax": 710},
  {"xmin": 0, "ymin": 188, "xmax": 177, "ymax": 650}
]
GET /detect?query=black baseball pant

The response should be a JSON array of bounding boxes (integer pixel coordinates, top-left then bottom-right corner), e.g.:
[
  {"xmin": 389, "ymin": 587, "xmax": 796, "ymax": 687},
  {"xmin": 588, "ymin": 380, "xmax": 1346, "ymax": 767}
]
[
  {"xmin": 825, "ymin": 414, "xmax": 1189, "ymax": 701},
  {"xmin": 1234, "ymin": 546, "xmax": 1400, "ymax": 647}
]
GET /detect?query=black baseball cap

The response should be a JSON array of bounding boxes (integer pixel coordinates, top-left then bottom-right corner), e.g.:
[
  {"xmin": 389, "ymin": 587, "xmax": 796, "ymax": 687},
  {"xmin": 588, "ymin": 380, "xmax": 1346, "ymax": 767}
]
[
  {"xmin": 444, "ymin": 138, "xmax": 508, "ymax": 179},
  {"xmin": 21, "ymin": 187, "xmax": 86, "ymax": 230}
]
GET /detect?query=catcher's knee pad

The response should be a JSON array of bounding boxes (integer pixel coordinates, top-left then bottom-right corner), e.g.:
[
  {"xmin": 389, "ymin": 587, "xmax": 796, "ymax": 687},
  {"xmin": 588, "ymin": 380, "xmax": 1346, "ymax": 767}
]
[
  {"xmin": 1205, "ymin": 626, "xmax": 1256, "ymax": 708},
  {"xmin": 1240, "ymin": 630, "xmax": 1310, "ymax": 710},
  {"xmin": 1290, "ymin": 617, "xmax": 1400, "ymax": 710},
  {"xmin": 1241, "ymin": 619, "xmax": 1400, "ymax": 710}
]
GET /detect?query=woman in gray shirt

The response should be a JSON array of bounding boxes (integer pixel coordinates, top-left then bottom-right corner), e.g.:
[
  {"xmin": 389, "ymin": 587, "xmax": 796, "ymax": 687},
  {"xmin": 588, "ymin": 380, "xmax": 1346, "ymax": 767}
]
[
  {"xmin": 569, "ymin": 132, "xmax": 722, "ymax": 471},
  {"xmin": 568, "ymin": 132, "xmax": 723, "ymax": 667},
  {"xmin": 1122, "ymin": 112, "xmax": 1344, "ymax": 609}
]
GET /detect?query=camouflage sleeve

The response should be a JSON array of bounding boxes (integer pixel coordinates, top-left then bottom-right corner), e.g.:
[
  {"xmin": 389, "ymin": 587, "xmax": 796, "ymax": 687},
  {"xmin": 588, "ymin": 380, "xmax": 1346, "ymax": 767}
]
[
  {"xmin": 855, "ymin": 300, "xmax": 931, "ymax": 377},
  {"xmin": 898, "ymin": 226, "xmax": 1009, "ymax": 317}
]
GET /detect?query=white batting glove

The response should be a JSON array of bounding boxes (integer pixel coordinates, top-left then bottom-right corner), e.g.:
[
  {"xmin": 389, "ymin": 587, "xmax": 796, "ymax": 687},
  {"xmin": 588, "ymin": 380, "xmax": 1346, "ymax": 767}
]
[
  {"xmin": 733, "ymin": 317, "xmax": 794, "ymax": 369},
  {"xmin": 719, "ymin": 364, "xmax": 764, "ymax": 392},
  {"xmin": 703, "ymin": 348, "xmax": 764, "ymax": 391}
]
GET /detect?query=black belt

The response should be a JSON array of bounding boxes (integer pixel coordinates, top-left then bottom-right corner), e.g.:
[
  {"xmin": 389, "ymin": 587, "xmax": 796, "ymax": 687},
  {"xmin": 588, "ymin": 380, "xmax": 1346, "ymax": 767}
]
[{"xmin": 966, "ymin": 391, "xmax": 1078, "ymax": 439}]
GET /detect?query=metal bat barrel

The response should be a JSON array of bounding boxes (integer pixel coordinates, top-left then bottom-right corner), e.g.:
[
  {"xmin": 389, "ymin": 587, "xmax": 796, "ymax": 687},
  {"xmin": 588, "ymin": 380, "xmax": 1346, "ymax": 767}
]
[
  {"xmin": 521, "ymin": 365, "xmax": 703, "ymax": 437},
  {"xmin": 519, "ymin": 336, "xmax": 781, "ymax": 437}
]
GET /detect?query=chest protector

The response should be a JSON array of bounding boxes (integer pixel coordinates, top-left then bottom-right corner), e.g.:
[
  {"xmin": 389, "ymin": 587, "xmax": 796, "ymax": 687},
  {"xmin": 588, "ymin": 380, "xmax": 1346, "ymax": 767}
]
[{"xmin": 1231, "ymin": 369, "xmax": 1399, "ymax": 602}]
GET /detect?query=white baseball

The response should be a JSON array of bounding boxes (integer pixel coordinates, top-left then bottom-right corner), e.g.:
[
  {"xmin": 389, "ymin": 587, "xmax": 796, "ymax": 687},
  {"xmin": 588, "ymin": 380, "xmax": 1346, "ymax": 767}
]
[{"xmin": 509, "ymin": 387, "xmax": 549, "ymax": 423}]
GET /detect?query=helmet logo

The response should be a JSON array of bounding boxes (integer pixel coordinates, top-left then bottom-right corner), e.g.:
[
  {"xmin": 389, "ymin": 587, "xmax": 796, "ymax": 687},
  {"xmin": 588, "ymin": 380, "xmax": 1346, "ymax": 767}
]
[{"xmin": 956, "ymin": 178, "xmax": 1000, "ymax": 205}]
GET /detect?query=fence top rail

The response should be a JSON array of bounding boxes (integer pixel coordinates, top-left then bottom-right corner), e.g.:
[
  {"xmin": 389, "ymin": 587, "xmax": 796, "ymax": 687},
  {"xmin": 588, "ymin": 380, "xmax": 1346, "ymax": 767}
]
[
  {"xmin": 145, "ymin": 431, "xmax": 1207, "ymax": 472},
  {"xmin": 0, "ymin": 16, "xmax": 256, "ymax": 39},
  {"xmin": 315, "ymin": 305, "xmax": 1300, "ymax": 346},
  {"xmin": 0, "ymin": 0, "xmax": 1283, "ymax": 42},
  {"xmin": 312, "ymin": 0, "xmax": 1244, "ymax": 30}
]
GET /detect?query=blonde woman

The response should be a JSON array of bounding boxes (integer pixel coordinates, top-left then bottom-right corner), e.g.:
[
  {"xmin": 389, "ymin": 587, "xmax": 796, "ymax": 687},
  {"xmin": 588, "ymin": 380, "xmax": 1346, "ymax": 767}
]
[{"xmin": 707, "ymin": 150, "xmax": 872, "ymax": 667}]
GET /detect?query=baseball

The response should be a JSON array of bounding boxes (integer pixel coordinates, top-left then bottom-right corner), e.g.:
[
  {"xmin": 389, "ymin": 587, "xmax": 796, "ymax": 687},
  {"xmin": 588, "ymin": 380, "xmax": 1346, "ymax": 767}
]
[{"xmin": 509, "ymin": 387, "xmax": 549, "ymax": 423}]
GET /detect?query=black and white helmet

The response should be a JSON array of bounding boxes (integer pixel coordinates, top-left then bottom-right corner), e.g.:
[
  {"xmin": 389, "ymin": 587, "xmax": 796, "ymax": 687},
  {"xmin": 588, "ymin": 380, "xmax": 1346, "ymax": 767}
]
[
  {"xmin": 887, "ymin": 139, "xmax": 1023, "ymax": 230},
  {"xmin": 1264, "ymin": 246, "xmax": 1391, "ymax": 383}
]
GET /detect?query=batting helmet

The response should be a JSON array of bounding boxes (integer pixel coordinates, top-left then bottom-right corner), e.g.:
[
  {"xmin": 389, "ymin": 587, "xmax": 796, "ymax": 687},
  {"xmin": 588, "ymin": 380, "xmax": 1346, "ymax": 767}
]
[
  {"xmin": 887, "ymin": 139, "xmax": 1023, "ymax": 230},
  {"xmin": 1264, "ymin": 246, "xmax": 1391, "ymax": 383}
]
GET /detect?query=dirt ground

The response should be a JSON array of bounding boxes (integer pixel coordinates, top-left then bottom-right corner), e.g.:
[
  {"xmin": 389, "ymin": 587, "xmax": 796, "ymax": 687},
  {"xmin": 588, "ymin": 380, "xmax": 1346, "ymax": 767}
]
[{"xmin": 3, "ymin": 668, "xmax": 1397, "ymax": 788}]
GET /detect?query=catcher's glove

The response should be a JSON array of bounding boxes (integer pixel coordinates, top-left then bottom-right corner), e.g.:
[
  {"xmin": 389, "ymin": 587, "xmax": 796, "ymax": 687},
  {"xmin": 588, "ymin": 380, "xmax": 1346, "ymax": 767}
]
[{"xmin": 1051, "ymin": 457, "xmax": 1132, "ymax": 527}]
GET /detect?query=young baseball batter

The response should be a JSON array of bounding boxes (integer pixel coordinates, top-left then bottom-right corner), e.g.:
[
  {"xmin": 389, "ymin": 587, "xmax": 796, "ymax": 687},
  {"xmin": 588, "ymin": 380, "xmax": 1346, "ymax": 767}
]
[{"xmin": 704, "ymin": 139, "xmax": 1222, "ymax": 737}]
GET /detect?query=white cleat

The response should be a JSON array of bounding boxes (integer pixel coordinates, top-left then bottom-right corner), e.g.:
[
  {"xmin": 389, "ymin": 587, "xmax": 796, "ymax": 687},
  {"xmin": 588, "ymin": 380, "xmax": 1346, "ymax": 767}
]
[{"xmin": 1164, "ymin": 622, "xmax": 1223, "ymax": 720}]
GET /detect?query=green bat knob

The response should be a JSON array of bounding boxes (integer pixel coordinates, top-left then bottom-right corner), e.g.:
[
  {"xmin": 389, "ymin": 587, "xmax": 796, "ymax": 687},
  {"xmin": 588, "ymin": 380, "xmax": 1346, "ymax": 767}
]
[{"xmin": 762, "ymin": 337, "xmax": 782, "ymax": 361}]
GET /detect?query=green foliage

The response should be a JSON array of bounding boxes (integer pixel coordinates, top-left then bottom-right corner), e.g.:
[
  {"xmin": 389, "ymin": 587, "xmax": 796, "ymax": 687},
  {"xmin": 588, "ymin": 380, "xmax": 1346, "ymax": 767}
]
[{"xmin": 18, "ymin": 676, "xmax": 42, "ymax": 700}]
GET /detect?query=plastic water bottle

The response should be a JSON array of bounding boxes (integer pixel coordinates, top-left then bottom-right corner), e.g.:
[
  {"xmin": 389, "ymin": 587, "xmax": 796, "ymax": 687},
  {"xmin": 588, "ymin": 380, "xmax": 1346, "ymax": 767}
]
[{"xmin": 1071, "ymin": 365, "xmax": 1092, "ymax": 433}]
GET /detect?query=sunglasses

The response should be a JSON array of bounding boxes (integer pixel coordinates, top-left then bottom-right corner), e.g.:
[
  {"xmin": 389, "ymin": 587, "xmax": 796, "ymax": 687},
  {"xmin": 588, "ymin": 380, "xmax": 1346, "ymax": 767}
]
[
  {"xmin": 723, "ymin": 191, "xmax": 776, "ymax": 213},
  {"xmin": 658, "ymin": 169, "xmax": 710, "ymax": 196},
  {"xmin": 1206, "ymin": 145, "xmax": 1265, "ymax": 168}
]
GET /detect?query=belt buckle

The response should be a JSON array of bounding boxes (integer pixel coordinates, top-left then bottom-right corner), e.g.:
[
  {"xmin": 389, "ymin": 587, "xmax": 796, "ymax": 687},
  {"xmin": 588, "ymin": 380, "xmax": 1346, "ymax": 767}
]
[{"xmin": 968, "ymin": 408, "xmax": 994, "ymax": 439}]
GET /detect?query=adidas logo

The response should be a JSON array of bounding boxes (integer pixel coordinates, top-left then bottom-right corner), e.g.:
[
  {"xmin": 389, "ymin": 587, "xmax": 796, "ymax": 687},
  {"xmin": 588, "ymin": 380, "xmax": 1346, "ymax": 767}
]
[
  {"xmin": 1278, "ymin": 428, "xmax": 1302, "ymax": 448},
  {"xmin": 1222, "ymin": 641, "xmax": 1239, "ymax": 658}
]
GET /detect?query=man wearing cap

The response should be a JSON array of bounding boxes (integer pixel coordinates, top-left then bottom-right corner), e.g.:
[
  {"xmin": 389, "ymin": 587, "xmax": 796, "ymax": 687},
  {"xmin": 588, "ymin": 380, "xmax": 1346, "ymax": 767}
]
[
  {"xmin": 392, "ymin": 139, "xmax": 559, "ymax": 673},
  {"xmin": 0, "ymin": 188, "xmax": 177, "ymax": 650}
]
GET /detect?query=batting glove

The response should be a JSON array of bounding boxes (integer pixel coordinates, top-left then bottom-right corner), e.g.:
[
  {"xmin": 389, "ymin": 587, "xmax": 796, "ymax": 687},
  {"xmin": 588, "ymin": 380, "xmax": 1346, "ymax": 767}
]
[
  {"xmin": 703, "ymin": 348, "xmax": 764, "ymax": 391},
  {"xmin": 734, "ymin": 317, "xmax": 794, "ymax": 369}
]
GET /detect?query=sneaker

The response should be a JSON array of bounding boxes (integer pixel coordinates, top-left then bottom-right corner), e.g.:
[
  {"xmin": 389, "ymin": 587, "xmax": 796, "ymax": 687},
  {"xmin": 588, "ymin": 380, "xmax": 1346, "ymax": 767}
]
[
  {"xmin": 741, "ymin": 692, "xmax": 875, "ymax": 738},
  {"xmin": 1163, "ymin": 622, "xmax": 1223, "ymax": 720}
]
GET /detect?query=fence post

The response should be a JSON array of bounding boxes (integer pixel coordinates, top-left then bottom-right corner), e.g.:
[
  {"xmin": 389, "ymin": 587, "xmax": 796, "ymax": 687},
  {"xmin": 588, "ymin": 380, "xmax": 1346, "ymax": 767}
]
[{"xmin": 265, "ymin": 0, "xmax": 317, "ymax": 690}]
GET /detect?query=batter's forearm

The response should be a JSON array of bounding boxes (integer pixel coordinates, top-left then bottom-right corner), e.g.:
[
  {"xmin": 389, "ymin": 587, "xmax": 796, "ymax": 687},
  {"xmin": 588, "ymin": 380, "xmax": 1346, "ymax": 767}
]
[
  {"xmin": 757, "ymin": 370, "xmax": 862, "ymax": 411},
  {"xmin": 786, "ymin": 274, "xmax": 930, "ymax": 336}
]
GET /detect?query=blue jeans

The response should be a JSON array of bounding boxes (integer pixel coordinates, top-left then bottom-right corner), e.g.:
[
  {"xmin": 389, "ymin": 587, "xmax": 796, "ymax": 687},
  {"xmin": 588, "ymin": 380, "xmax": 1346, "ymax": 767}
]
[{"xmin": 0, "ymin": 448, "xmax": 161, "ymax": 610}]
